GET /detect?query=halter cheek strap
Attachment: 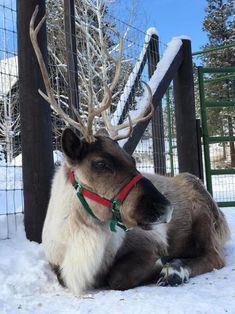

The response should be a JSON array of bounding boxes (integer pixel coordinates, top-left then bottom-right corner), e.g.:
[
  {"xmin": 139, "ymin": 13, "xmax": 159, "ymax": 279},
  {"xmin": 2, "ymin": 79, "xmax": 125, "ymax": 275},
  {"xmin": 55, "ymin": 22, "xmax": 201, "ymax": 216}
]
[{"xmin": 68, "ymin": 168, "xmax": 143, "ymax": 232}]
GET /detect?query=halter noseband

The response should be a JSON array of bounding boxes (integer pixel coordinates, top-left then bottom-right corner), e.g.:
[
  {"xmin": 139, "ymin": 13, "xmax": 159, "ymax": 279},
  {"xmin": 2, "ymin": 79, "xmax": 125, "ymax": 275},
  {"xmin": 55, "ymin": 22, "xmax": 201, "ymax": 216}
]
[{"xmin": 68, "ymin": 168, "xmax": 143, "ymax": 232}]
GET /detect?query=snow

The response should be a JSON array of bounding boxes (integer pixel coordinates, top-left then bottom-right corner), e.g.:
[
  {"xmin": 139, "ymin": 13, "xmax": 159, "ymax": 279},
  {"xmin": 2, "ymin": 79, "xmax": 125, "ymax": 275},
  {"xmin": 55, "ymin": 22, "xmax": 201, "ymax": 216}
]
[
  {"xmin": 213, "ymin": 175, "xmax": 235, "ymax": 203},
  {"xmin": 0, "ymin": 150, "xmax": 65, "ymax": 239},
  {"xmin": 12, "ymin": 153, "xmax": 22, "ymax": 167},
  {"xmin": 0, "ymin": 208, "xmax": 235, "ymax": 314},
  {"xmin": 147, "ymin": 37, "xmax": 182, "ymax": 94},
  {"xmin": 0, "ymin": 162, "xmax": 23, "ymax": 218},
  {"xmin": 111, "ymin": 27, "xmax": 158, "ymax": 126},
  {"xmin": 0, "ymin": 56, "xmax": 18, "ymax": 100},
  {"xmin": 178, "ymin": 35, "xmax": 192, "ymax": 41},
  {"xmin": 145, "ymin": 27, "xmax": 159, "ymax": 38}
]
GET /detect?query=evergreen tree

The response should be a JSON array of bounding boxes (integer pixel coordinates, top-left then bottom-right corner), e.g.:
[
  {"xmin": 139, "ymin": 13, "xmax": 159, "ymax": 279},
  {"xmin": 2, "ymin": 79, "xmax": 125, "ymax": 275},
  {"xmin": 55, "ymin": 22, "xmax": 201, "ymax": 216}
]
[
  {"xmin": 202, "ymin": 0, "xmax": 235, "ymax": 166},
  {"xmin": 203, "ymin": 0, "xmax": 235, "ymax": 66}
]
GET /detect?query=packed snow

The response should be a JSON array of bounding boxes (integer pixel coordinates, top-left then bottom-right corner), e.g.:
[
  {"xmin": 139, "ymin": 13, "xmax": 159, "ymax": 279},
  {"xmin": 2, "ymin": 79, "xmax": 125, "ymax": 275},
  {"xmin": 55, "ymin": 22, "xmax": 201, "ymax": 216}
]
[
  {"xmin": 0, "ymin": 207, "xmax": 235, "ymax": 314},
  {"xmin": 0, "ymin": 154, "xmax": 23, "ymax": 239}
]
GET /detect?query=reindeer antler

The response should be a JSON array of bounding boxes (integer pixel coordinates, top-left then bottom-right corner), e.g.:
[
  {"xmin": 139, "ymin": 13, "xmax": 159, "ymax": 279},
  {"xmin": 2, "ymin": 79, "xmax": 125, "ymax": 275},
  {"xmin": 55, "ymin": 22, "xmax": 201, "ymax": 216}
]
[
  {"xmin": 30, "ymin": 5, "xmax": 154, "ymax": 143},
  {"xmin": 30, "ymin": 5, "xmax": 94, "ymax": 142},
  {"xmin": 102, "ymin": 81, "xmax": 154, "ymax": 141}
]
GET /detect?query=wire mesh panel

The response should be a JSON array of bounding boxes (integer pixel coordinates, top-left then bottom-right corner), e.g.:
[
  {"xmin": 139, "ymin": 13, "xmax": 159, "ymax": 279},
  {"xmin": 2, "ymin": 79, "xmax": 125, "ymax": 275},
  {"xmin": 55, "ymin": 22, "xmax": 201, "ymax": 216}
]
[
  {"xmin": 0, "ymin": 0, "xmax": 23, "ymax": 239},
  {"xmin": 198, "ymin": 66, "xmax": 235, "ymax": 206},
  {"xmin": 134, "ymin": 91, "xmax": 179, "ymax": 175}
]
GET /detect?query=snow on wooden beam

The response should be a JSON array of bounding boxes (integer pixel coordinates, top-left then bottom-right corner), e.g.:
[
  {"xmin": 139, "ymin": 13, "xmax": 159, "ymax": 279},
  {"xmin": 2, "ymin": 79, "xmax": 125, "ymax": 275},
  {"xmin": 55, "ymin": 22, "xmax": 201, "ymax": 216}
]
[{"xmin": 122, "ymin": 38, "xmax": 184, "ymax": 153}]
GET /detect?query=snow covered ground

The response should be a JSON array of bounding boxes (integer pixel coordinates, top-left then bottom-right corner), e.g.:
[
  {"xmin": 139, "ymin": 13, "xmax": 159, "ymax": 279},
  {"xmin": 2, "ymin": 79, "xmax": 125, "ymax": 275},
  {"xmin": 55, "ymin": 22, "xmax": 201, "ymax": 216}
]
[{"xmin": 0, "ymin": 208, "xmax": 235, "ymax": 314}]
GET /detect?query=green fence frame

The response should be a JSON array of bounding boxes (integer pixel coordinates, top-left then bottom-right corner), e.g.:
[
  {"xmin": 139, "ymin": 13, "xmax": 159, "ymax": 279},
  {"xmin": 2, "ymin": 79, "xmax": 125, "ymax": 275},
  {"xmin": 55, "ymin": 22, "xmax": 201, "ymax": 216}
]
[{"xmin": 198, "ymin": 66, "xmax": 235, "ymax": 207}]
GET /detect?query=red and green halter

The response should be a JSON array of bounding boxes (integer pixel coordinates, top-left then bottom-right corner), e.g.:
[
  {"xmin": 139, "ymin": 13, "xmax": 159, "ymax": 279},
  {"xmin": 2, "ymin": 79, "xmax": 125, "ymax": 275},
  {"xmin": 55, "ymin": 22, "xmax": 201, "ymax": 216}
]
[{"xmin": 68, "ymin": 168, "xmax": 143, "ymax": 232}]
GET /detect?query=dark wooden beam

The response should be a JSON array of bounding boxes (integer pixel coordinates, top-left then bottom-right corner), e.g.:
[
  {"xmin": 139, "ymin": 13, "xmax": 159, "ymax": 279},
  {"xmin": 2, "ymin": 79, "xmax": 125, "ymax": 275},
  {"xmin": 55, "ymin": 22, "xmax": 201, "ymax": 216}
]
[
  {"xmin": 124, "ymin": 45, "xmax": 184, "ymax": 154},
  {"xmin": 173, "ymin": 39, "xmax": 201, "ymax": 177},
  {"xmin": 17, "ymin": 0, "xmax": 54, "ymax": 243}
]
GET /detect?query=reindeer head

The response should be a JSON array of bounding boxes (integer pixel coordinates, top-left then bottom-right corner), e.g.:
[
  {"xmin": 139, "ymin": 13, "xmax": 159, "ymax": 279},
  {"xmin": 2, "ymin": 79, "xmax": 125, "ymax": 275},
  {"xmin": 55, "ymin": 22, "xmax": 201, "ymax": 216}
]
[{"xmin": 62, "ymin": 128, "xmax": 172, "ymax": 230}]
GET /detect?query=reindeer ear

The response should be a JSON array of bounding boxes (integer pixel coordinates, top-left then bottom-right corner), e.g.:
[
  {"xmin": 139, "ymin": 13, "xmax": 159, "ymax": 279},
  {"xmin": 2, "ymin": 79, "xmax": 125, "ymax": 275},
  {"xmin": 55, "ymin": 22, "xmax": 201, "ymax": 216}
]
[
  {"xmin": 95, "ymin": 128, "xmax": 110, "ymax": 137},
  {"xmin": 62, "ymin": 128, "xmax": 83, "ymax": 161}
]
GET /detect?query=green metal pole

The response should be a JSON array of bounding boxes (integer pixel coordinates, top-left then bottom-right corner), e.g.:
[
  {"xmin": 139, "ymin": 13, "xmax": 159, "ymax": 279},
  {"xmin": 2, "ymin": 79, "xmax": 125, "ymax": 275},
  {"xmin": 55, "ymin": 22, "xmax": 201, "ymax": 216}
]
[
  {"xmin": 204, "ymin": 74, "xmax": 235, "ymax": 83},
  {"xmin": 193, "ymin": 42, "xmax": 235, "ymax": 56},
  {"xmin": 198, "ymin": 66, "xmax": 213, "ymax": 195},
  {"xmin": 199, "ymin": 67, "xmax": 235, "ymax": 73}
]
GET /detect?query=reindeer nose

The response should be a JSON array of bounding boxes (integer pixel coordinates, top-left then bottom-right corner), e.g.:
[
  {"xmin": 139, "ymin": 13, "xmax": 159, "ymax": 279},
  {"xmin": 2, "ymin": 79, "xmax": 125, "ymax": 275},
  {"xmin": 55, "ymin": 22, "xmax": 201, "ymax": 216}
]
[
  {"xmin": 154, "ymin": 204, "xmax": 173, "ymax": 224},
  {"xmin": 137, "ymin": 201, "xmax": 172, "ymax": 230},
  {"xmin": 143, "ymin": 199, "xmax": 171, "ymax": 222},
  {"xmin": 136, "ymin": 178, "xmax": 172, "ymax": 229}
]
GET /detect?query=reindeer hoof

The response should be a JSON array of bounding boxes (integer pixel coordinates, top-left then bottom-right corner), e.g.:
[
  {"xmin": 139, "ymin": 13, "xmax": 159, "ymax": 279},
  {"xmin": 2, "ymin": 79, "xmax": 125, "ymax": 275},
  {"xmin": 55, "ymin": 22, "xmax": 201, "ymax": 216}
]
[{"xmin": 157, "ymin": 259, "xmax": 189, "ymax": 286}]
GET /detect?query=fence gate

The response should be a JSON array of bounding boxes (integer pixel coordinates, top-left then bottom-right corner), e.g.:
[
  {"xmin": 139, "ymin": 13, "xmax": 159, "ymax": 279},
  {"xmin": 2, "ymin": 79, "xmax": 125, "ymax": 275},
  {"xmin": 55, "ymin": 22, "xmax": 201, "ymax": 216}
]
[{"xmin": 198, "ymin": 66, "xmax": 235, "ymax": 207}]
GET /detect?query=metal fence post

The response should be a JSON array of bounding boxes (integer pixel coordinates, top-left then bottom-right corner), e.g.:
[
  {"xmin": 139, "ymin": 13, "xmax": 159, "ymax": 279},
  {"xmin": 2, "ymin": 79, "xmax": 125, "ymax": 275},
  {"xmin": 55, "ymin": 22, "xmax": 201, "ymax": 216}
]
[
  {"xmin": 173, "ymin": 39, "xmax": 201, "ymax": 178},
  {"xmin": 17, "ymin": 0, "xmax": 54, "ymax": 243}
]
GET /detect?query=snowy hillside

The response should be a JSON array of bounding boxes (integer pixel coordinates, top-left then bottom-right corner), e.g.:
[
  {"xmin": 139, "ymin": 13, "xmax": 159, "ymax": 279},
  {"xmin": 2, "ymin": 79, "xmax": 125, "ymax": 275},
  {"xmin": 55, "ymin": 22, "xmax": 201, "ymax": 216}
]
[{"xmin": 0, "ymin": 208, "xmax": 235, "ymax": 314}]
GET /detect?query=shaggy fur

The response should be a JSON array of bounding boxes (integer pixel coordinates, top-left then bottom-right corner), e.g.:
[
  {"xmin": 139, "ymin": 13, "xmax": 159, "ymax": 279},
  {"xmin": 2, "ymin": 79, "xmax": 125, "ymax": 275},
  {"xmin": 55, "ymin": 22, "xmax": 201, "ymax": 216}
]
[{"xmin": 42, "ymin": 129, "xmax": 230, "ymax": 295}]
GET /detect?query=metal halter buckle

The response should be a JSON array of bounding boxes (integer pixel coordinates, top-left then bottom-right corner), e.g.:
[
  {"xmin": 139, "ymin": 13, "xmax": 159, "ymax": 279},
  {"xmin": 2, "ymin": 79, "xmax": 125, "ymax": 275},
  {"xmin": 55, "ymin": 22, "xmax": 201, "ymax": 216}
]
[{"xmin": 75, "ymin": 182, "xmax": 83, "ymax": 194}]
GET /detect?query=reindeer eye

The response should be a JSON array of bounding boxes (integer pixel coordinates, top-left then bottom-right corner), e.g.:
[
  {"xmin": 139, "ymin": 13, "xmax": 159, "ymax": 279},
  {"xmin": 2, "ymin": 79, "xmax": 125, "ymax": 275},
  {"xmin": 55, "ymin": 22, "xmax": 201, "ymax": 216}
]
[{"xmin": 93, "ymin": 160, "xmax": 113, "ymax": 172}]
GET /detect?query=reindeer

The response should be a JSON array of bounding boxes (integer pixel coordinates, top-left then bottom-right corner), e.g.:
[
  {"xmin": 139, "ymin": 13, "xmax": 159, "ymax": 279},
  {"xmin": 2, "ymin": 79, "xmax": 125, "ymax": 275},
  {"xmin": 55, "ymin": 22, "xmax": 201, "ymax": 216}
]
[{"xmin": 30, "ymin": 6, "xmax": 230, "ymax": 295}]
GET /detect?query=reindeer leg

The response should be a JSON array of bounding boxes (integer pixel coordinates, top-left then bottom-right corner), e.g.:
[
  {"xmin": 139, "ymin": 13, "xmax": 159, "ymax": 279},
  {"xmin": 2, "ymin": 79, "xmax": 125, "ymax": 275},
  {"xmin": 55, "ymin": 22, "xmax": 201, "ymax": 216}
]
[
  {"xmin": 50, "ymin": 263, "xmax": 66, "ymax": 287},
  {"xmin": 107, "ymin": 250, "xmax": 158, "ymax": 290},
  {"xmin": 157, "ymin": 213, "xmax": 226, "ymax": 286},
  {"xmin": 157, "ymin": 252, "xmax": 225, "ymax": 286},
  {"xmin": 156, "ymin": 258, "xmax": 189, "ymax": 286}
]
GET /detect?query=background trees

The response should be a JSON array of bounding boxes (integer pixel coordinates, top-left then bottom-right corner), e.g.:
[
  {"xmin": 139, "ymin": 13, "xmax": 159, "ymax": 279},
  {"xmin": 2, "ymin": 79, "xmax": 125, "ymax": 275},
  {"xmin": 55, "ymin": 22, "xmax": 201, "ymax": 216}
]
[{"xmin": 201, "ymin": 0, "xmax": 235, "ymax": 166}]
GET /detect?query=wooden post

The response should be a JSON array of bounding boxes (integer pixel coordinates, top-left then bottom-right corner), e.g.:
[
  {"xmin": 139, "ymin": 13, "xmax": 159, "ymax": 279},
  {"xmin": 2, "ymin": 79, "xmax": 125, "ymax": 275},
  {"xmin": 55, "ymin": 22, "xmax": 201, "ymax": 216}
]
[
  {"xmin": 17, "ymin": 0, "xmax": 54, "ymax": 243},
  {"xmin": 173, "ymin": 39, "xmax": 201, "ymax": 177},
  {"xmin": 147, "ymin": 34, "xmax": 166, "ymax": 174},
  {"xmin": 63, "ymin": 0, "xmax": 79, "ymax": 114}
]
